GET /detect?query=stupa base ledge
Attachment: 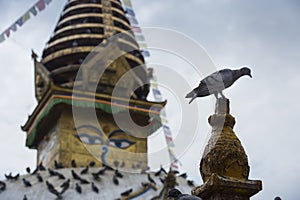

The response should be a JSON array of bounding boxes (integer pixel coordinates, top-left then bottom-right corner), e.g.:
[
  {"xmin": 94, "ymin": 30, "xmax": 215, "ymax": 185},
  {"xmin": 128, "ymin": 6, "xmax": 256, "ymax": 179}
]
[{"xmin": 192, "ymin": 173, "xmax": 262, "ymax": 200}]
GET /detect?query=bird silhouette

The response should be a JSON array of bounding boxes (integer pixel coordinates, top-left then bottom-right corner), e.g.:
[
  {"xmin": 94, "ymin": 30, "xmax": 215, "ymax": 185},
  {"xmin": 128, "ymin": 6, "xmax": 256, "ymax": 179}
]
[
  {"xmin": 186, "ymin": 67, "xmax": 252, "ymax": 103},
  {"xmin": 60, "ymin": 179, "xmax": 70, "ymax": 188},
  {"xmin": 56, "ymin": 172, "xmax": 66, "ymax": 180},
  {"xmin": 147, "ymin": 174, "xmax": 156, "ymax": 185},
  {"xmin": 89, "ymin": 161, "xmax": 96, "ymax": 167},
  {"xmin": 80, "ymin": 166, "xmax": 89, "ymax": 175},
  {"xmin": 36, "ymin": 173, "xmax": 43, "ymax": 182},
  {"xmin": 26, "ymin": 167, "xmax": 31, "ymax": 174},
  {"xmin": 22, "ymin": 178, "xmax": 32, "ymax": 187},
  {"xmin": 54, "ymin": 160, "xmax": 63, "ymax": 169},
  {"xmin": 187, "ymin": 180, "xmax": 195, "ymax": 187},
  {"xmin": 0, "ymin": 181, "xmax": 6, "ymax": 191},
  {"xmin": 71, "ymin": 170, "xmax": 81, "ymax": 180},
  {"xmin": 80, "ymin": 178, "xmax": 90, "ymax": 184},
  {"xmin": 121, "ymin": 188, "xmax": 133, "ymax": 196},
  {"xmin": 91, "ymin": 182, "xmax": 99, "ymax": 193},
  {"xmin": 115, "ymin": 170, "xmax": 123, "ymax": 178},
  {"xmin": 91, "ymin": 172, "xmax": 101, "ymax": 181},
  {"xmin": 179, "ymin": 173, "xmax": 187, "ymax": 179},
  {"xmin": 95, "ymin": 167, "xmax": 106, "ymax": 175},
  {"xmin": 48, "ymin": 169, "xmax": 58, "ymax": 176},
  {"xmin": 38, "ymin": 163, "xmax": 46, "ymax": 171},
  {"xmin": 113, "ymin": 175, "xmax": 119, "ymax": 185},
  {"xmin": 23, "ymin": 194, "xmax": 28, "ymax": 200},
  {"xmin": 71, "ymin": 160, "xmax": 77, "ymax": 168},
  {"xmin": 168, "ymin": 188, "xmax": 202, "ymax": 200},
  {"xmin": 75, "ymin": 183, "xmax": 82, "ymax": 194},
  {"xmin": 11, "ymin": 173, "xmax": 20, "ymax": 181}
]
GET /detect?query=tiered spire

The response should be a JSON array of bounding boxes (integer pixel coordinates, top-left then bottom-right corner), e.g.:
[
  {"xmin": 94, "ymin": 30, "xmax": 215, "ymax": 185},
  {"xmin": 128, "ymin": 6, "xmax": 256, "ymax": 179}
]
[{"xmin": 40, "ymin": 0, "xmax": 149, "ymax": 99}]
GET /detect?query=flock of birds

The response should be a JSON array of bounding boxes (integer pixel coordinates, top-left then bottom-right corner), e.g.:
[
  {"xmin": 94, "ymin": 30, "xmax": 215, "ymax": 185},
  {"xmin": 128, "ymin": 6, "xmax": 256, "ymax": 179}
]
[{"xmin": 0, "ymin": 160, "xmax": 197, "ymax": 200}]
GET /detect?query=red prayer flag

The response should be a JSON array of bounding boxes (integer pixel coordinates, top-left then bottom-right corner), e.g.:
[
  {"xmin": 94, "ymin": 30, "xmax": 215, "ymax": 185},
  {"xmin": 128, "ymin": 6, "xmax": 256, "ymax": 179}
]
[
  {"xmin": 5, "ymin": 29, "xmax": 10, "ymax": 37},
  {"xmin": 36, "ymin": 0, "xmax": 46, "ymax": 11}
]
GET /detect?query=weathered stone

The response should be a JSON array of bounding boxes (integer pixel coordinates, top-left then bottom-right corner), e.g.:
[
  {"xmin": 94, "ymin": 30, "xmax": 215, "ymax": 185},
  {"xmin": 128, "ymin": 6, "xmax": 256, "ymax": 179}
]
[{"xmin": 193, "ymin": 98, "xmax": 262, "ymax": 200}]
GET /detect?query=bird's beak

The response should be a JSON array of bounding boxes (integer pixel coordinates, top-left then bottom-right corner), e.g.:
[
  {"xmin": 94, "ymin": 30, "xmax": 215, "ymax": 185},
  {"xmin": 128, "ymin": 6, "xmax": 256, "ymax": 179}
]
[{"xmin": 249, "ymin": 74, "xmax": 252, "ymax": 78}]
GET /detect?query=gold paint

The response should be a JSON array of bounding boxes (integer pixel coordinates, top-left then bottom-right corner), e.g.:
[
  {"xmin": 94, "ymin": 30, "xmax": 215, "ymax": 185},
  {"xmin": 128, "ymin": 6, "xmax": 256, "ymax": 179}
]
[
  {"xmin": 58, "ymin": 13, "xmax": 105, "ymax": 27},
  {"xmin": 192, "ymin": 98, "xmax": 262, "ymax": 200},
  {"xmin": 42, "ymin": 46, "xmax": 95, "ymax": 63},
  {"xmin": 46, "ymin": 34, "xmax": 103, "ymax": 49},
  {"xmin": 54, "ymin": 23, "xmax": 104, "ymax": 35}
]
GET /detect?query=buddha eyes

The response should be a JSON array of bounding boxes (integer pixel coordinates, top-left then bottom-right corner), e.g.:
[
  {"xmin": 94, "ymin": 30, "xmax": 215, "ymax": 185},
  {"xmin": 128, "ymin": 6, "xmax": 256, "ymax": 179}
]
[
  {"xmin": 75, "ymin": 133, "xmax": 135, "ymax": 149},
  {"xmin": 108, "ymin": 139, "xmax": 135, "ymax": 149},
  {"xmin": 76, "ymin": 133, "xmax": 103, "ymax": 145}
]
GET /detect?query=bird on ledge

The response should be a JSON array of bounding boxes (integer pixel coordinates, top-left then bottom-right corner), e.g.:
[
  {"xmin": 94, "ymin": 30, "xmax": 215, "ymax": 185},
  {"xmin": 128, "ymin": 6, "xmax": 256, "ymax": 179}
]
[{"xmin": 186, "ymin": 67, "xmax": 252, "ymax": 103}]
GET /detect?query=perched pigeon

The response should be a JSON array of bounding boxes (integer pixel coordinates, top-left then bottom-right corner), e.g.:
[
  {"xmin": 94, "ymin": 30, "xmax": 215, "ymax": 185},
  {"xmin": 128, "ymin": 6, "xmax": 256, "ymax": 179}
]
[
  {"xmin": 186, "ymin": 67, "xmax": 252, "ymax": 103},
  {"xmin": 168, "ymin": 188, "xmax": 202, "ymax": 200}
]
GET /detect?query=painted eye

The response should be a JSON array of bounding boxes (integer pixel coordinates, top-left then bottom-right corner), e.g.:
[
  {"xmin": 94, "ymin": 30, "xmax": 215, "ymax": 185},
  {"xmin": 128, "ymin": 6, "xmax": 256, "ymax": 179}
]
[
  {"xmin": 76, "ymin": 133, "xmax": 103, "ymax": 145},
  {"xmin": 109, "ymin": 139, "xmax": 135, "ymax": 149}
]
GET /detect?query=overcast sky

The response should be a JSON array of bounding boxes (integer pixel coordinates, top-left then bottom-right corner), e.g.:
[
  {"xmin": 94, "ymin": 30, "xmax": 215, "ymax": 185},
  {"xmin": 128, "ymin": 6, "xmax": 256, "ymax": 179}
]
[{"xmin": 0, "ymin": 0, "xmax": 300, "ymax": 199}]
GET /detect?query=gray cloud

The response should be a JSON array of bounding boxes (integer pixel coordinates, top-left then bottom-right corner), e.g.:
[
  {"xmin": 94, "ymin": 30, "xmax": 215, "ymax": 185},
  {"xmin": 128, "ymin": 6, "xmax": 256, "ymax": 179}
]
[{"xmin": 0, "ymin": 0, "xmax": 299, "ymax": 199}]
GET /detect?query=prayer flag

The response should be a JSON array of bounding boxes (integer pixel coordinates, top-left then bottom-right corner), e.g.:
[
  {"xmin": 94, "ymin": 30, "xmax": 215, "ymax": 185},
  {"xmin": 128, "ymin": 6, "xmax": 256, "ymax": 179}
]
[
  {"xmin": 10, "ymin": 23, "xmax": 17, "ymax": 32},
  {"xmin": 36, "ymin": 0, "xmax": 46, "ymax": 12},
  {"xmin": 131, "ymin": 26, "xmax": 142, "ymax": 33},
  {"xmin": 138, "ymin": 42, "xmax": 148, "ymax": 49},
  {"xmin": 0, "ymin": 33, "xmax": 5, "ymax": 43},
  {"xmin": 29, "ymin": 6, "xmax": 38, "ymax": 16},
  {"xmin": 16, "ymin": 17, "xmax": 24, "ymax": 26},
  {"xmin": 22, "ymin": 11, "xmax": 31, "ymax": 22},
  {"xmin": 5, "ymin": 29, "xmax": 10, "ymax": 37},
  {"xmin": 125, "ymin": 8, "xmax": 135, "ymax": 17},
  {"xmin": 44, "ymin": 0, "xmax": 52, "ymax": 5},
  {"xmin": 141, "ymin": 50, "xmax": 150, "ymax": 57},
  {"xmin": 123, "ymin": 0, "xmax": 132, "ymax": 8},
  {"xmin": 128, "ymin": 16, "xmax": 138, "ymax": 25}
]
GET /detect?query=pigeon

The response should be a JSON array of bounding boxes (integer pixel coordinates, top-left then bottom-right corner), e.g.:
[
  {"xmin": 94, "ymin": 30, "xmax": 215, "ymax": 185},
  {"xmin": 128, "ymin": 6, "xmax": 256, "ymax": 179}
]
[
  {"xmin": 23, "ymin": 195, "xmax": 28, "ymax": 200},
  {"xmin": 71, "ymin": 170, "xmax": 81, "ymax": 180},
  {"xmin": 54, "ymin": 160, "xmax": 63, "ymax": 169},
  {"xmin": 56, "ymin": 172, "xmax": 66, "ymax": 180},
  {"xmin": 71, "ymin": 160, "xmax": 77, "ymax": 168},
  {"xmin": 0, "ymin": 181, "xmax": 6, "ymax": 191},
  {"xmin": 91, "ymin": 182, "xmax": 99, "ymax": 193},
  {"xmin": 4, "ymin": 173, "xmax": 12, "ymax": 180},
  {"xmin": 121, "ymin": 188, "xmax": 133, "ymax": 196},
  {"xmin": 168, "ymin": 188, "xmax": 202, "ymax": 200},
  {"xmin": 22, "ymin": 178, "xmax": 32, "ymax": 187},
  {"xmin": 185, "ymin": 67, "xmax": 252, "ymax": 103},
  {"xmin": 11, "ymin": 173, "xmax": 20, "ymax": 181},
  {"xmin": 26, "ymin": 167, "xmax": 31, "ymax": 174},
  {"xmin": 48, "ymin": 169, "xmax": 58, "ymax": 176},
  {"xmin": 113, "ymin": 175, "xmax": 119, "ymax": 185},
  {"xmin": 147, "ymin": 174, "xmax": 156, "ymax": 185},
  {"xmin": 80, "ymin": 166, "xmax": 89, "ymax": 175},
  {"xmin": 95, "ymin": 168, "xmax": 107, "ymax": 175},
  {"xmin": 91, "ymin": 172, "xmax": 101, "ymax": 181},
  {"xmin": 46, "ymin": 181, "xmax": 59, "ymax": 196},
  {"xmin": 89, "ymin": 161, "xmax": 96, "ymax": 167},
  {"xmin": 115, "ymin": 170, "xmax": 123, "ymax": 178},
  {"xmin": 60, "ymin": 179, "xmax": 70, "ymax": 188},
  {"xmin": 38, "ymin": 163, "xmax": 46, "ymax": 171},
  {"xmin": 80, "ymin": 178, "xmax": 90, "ymax": 184},
  {"xmin": 75, "ymin": 183, "xmax": 82, "ymax": 194},
  {"xmin": 187, "ymin": 180, "xmax": 195, "ymax": 187},
  {"xmin": 36, "ymin": 173, "xmax": 43, "ymax": 182},
  {"xmin": 274, "ymin": 197, "xmax": 282, "ymax": 200},
  {"xmin": 179, "ymin": 173, "xmax": 187, "ymax": 179}
]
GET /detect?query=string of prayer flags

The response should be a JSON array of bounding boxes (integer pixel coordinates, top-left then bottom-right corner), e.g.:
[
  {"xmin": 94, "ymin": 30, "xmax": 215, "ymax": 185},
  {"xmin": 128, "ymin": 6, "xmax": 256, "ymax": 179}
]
[{"xmin": 0, "ymin": 0, "xmax": 52, "ymax": 44}]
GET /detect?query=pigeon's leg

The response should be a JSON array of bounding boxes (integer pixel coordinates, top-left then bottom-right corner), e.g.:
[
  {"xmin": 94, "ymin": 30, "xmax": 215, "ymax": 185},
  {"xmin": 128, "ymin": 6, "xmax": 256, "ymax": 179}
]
[
  {"xmin": 220, "ymin": 91, "xmax": 226, "ymax": 99},
  {"xmin": 214, "ymin": 93, "xmax": 218, "ymax": 99}
]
